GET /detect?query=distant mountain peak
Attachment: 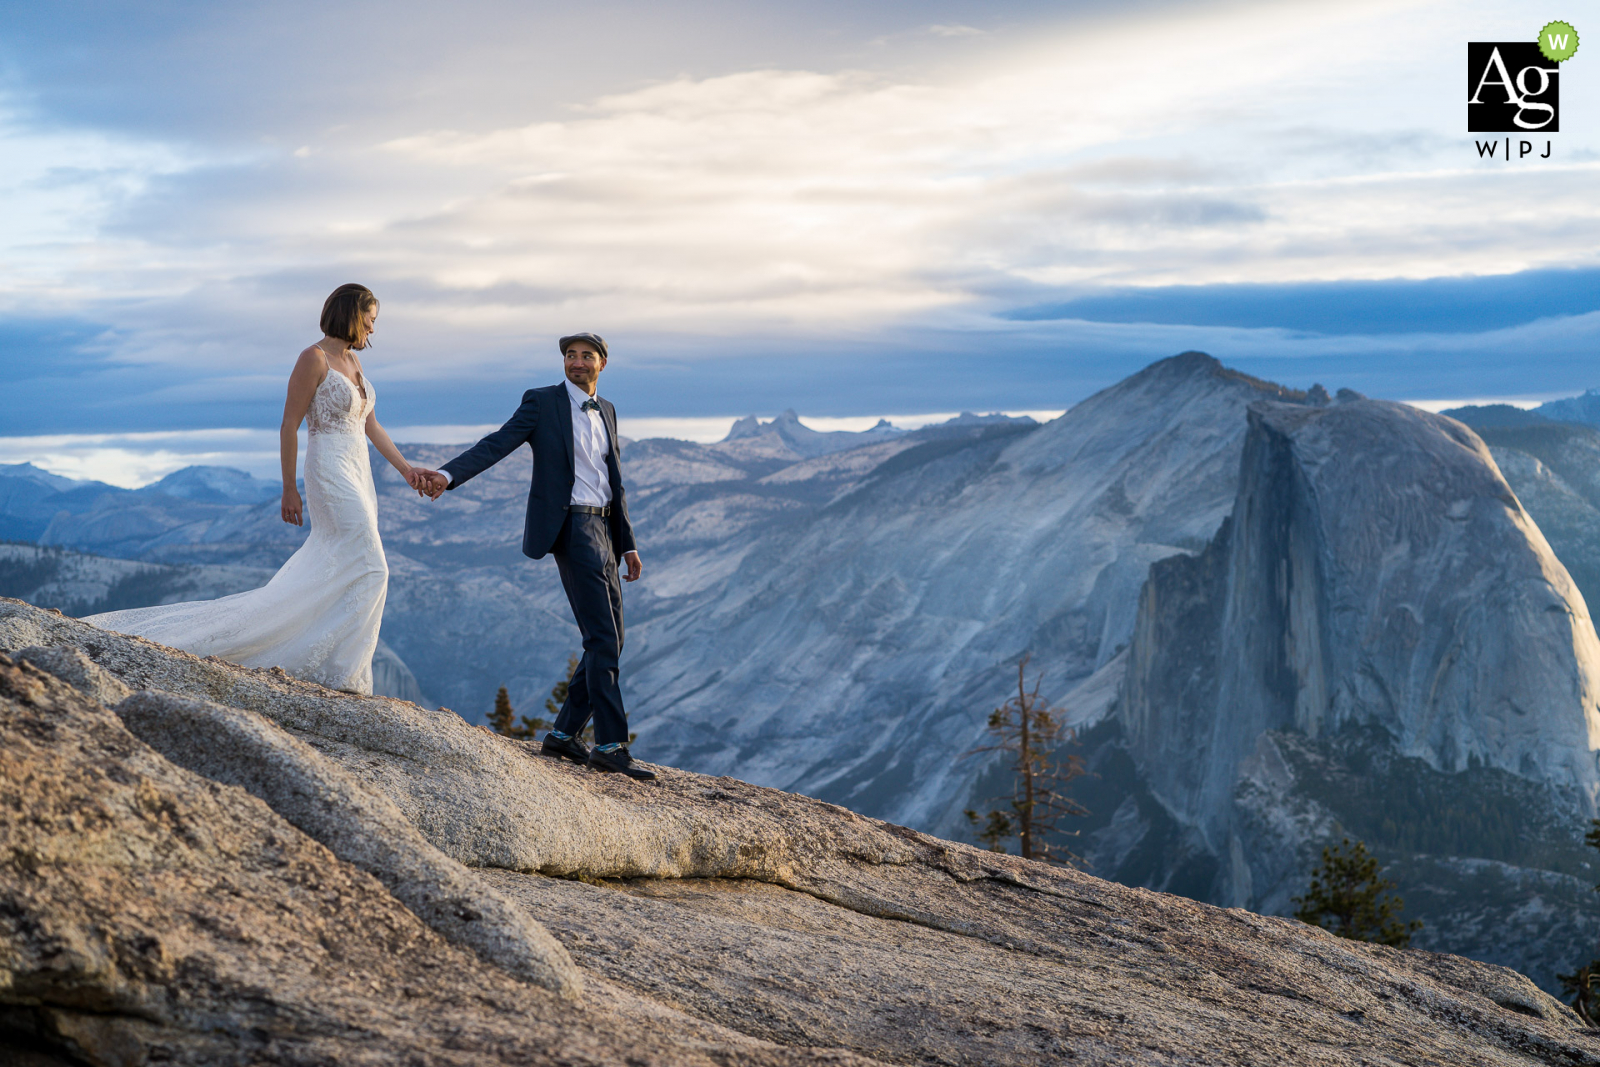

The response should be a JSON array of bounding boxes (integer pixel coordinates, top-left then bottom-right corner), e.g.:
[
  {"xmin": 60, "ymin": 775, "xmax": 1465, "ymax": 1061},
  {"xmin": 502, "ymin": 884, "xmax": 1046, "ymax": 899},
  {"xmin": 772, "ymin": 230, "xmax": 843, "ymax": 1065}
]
[
  {"xmin": 940, "ymin": 412, "xmax": 1037, "ymax": 428},
  {"xmin": 140, "ymin": 466, "xmax": 278, "ymax": 505},
  {"xmin": 724, "ymin": 415, "xmax": 765, "ymax": 441},
  {"xmin": 1536, "ymin": 389, "xmax": 1600, "ymax": 427},
  {"xmin": 1131, "ymin": 350, "xmax": 1310, "ymax": 403},
  {"xmin": 1441, "ymin": 404, "xmax": 1550, "ymax": 429},
  {"xmin": 718, "ymin": 410, "xmax": 907, "ymax": 457},
  {"xmin": 1168, "ymin": 350, "xmax": 1223, "ymax": 372},
  {"xmin": 0, "ymin": 463, "xmax": 86, "ymax": 492}
]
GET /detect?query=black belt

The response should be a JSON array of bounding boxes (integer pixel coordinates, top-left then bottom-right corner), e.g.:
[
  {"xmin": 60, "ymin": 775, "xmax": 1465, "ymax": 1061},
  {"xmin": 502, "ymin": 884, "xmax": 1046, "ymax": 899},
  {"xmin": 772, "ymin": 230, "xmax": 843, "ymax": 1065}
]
[{"xmin": 568, "ymin": 504, "xmax": 611, "ymax": 517}]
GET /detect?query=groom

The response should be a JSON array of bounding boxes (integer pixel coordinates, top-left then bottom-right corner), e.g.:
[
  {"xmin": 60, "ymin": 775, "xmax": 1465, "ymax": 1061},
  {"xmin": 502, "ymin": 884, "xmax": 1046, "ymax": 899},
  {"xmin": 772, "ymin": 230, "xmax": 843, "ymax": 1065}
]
[{"xmin": 417, "ymin": 333, "xmax": 654, "ymax": 781}]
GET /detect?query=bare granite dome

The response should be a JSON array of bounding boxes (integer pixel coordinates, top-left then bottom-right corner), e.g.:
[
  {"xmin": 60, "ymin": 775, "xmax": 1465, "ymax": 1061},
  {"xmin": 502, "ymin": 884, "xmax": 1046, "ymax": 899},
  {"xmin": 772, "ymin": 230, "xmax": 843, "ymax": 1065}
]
[
  {"xmin": 624, "ymin": 352, "xmax": 1308, "ymax": 827},
  {"xmin": 3, "ymin": 597, "xmax": 1596, "ymax": 1065},
  {"xmin": 1120, "ymin": 397, "xmax": 1600, "ymax": 911}
]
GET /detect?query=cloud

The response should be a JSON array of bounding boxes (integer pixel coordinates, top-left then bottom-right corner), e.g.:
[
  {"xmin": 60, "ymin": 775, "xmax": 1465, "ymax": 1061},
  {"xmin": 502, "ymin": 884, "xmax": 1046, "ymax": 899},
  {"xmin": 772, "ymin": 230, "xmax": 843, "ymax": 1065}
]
[
  {"xmin": 0, "ymin": 428, "xmax": 285, "ymax": 487},
  {"xmin": 0, "ymin": 103, "xmax": 204, "ymax": 304},
  {"xmin": 1003, "ymin": 267, "xmax": 1600, "ymax": 335},
  {"xmin": 2, "ymin": 0, "xmax": 1598, "ymax": 440}
]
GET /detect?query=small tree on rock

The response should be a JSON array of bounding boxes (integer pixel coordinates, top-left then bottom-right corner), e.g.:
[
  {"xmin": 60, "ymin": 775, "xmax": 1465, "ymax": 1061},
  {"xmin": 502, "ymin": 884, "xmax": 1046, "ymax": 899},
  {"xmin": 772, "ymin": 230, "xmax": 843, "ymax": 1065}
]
[
  {"xmin": 488, "ymin": 685, "xmax": 546, "ymax": 739},
  {"xmin": 1557, "ymin": 820, "xmax": 1600, "ymax": 1023},
  {"xmin": 487, "ymin": 656, "xmax": 577, "ymax": 740},
  {"xmin": 1559, "ymin": 963, "xmax": 1600, "ymax": 1027},
  {"xmin": 962, "ymin": 653, "xmax": 1088, "ymax": 866},
  {"xmin": 488, "ymin": 686, "xmax": 524, "ymax": 736},
  {"xmin": 1293, "ymin": 837, "xmax": 1419, "ymax": 947}
]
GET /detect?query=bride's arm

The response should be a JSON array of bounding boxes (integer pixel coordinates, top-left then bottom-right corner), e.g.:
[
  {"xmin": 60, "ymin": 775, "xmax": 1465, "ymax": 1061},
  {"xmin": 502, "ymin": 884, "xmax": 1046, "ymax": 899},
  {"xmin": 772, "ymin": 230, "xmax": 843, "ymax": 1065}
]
[
  {"xmin": 279, "ymin": 349, "xmax": 324, "ymax": 526},
  {"xmin": 365, "ymin": 414, "xmax": 423, "ymax": 489}
]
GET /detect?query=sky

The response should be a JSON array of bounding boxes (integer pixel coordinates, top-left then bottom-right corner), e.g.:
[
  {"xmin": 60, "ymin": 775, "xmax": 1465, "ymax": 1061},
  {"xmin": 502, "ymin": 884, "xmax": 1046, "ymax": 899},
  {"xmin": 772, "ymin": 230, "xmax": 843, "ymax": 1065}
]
[{"xmin": 2, "ymin": 0, "xmax": 1598, "ymax": 484}]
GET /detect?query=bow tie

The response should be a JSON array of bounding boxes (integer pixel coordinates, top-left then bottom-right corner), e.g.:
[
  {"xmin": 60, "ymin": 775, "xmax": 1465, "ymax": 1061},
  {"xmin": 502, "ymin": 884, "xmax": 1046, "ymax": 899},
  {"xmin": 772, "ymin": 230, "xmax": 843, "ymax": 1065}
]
[{"xmin": 581, "ymin": 398, "xmax": 600, "ymax": 413}]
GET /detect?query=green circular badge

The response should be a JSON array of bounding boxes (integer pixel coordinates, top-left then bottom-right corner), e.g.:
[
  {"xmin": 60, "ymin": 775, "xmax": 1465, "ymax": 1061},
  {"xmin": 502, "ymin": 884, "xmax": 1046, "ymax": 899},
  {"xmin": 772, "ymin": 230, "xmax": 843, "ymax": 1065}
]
[{"xmin": 1539, "ymin": 20, "xmax": 1579, "ymax": 62}]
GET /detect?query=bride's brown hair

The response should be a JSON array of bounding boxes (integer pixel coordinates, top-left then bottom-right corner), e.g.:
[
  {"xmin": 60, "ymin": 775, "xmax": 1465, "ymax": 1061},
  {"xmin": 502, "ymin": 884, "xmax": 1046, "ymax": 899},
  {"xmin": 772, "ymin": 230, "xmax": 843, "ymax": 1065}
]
[{"xmin": 320, "ymin": 284, "xmax": 379, "ymax": 349}]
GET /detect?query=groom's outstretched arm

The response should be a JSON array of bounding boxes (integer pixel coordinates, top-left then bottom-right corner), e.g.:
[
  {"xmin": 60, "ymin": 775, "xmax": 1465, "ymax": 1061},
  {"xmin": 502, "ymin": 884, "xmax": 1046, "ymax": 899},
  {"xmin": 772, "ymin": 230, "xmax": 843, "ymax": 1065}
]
[{"xmin": 439, "ymin": 389, "xmax": 540, "ymax": 490}]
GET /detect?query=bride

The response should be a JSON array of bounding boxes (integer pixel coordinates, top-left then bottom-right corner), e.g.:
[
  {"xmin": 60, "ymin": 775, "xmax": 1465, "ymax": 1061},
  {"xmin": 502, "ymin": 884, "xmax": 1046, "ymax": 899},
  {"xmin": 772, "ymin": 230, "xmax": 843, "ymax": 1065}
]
[{"xmin": 88, "ymin": 283, "xmax": 429, "ymax": 695}]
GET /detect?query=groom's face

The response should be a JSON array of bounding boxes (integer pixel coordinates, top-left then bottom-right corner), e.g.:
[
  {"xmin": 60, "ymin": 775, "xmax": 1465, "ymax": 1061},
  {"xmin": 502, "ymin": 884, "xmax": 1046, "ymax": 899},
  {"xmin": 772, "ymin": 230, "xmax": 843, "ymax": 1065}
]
[{"xmin": 563, "ymin": 344, "xmax": 605, "ymax": 392}]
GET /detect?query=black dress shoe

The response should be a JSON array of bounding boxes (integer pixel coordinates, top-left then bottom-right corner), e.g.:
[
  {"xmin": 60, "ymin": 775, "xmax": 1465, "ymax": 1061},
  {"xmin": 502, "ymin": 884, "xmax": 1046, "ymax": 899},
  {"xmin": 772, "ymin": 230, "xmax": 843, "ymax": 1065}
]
[
  {"xmin": 587, "ymin": 745, "xmax": 657, "ymax": 780},
  {"xmin": 539, "ymin": 732, "xmax": 590, "ymax": 765}
]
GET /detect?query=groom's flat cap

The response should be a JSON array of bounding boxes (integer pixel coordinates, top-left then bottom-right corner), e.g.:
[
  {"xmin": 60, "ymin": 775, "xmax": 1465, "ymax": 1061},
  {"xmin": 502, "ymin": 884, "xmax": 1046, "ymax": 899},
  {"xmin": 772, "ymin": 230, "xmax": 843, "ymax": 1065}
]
[{"xmin": 559, "ymin": 332, "xmax": 608, "ymax": 359}]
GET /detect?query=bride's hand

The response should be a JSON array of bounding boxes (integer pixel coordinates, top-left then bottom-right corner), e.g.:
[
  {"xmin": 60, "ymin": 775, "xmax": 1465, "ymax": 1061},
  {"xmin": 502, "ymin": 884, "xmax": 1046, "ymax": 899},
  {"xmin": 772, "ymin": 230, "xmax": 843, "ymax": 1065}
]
[
  {"xmin": 404, "ymin": 467, "xmax": 429, "ymax": 499},
  {"xmin": 281, "ymin": 487, "xmax": 304, "ymax": 526},
  {"xmin": 407, "ymin": 468, "xmax": 446, "ymax": 499}
]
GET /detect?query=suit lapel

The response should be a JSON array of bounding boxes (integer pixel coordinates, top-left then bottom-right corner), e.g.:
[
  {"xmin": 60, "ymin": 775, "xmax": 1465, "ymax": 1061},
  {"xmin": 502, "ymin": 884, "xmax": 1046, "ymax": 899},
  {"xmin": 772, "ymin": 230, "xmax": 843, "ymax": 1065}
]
[
  {"xmin": 599, "ymin": 398, "xmax": 619, "ymax": 457},
  {"xmin": 553, "ymin": 383, "xmax": 575, "ymax": 471}
]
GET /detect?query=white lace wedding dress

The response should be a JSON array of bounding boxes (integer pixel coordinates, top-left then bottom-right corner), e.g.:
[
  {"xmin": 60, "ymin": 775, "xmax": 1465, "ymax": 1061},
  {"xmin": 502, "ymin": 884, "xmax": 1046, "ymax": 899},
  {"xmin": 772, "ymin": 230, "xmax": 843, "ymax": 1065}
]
[{"xmin": 87, "ymin": 369, "xmax": 389, "ymax": 694}]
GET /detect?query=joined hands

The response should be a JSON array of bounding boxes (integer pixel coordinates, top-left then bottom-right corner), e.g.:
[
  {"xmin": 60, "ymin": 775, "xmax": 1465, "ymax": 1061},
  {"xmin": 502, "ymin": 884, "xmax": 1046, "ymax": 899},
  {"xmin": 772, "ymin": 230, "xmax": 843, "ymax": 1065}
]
[
  {"xmin": 400, "ymin": 468, "xmax": 641, "ymax": 577},
  {"xmin": 405, "ymin": 468, "xmax": 449, "ymax": 500}
]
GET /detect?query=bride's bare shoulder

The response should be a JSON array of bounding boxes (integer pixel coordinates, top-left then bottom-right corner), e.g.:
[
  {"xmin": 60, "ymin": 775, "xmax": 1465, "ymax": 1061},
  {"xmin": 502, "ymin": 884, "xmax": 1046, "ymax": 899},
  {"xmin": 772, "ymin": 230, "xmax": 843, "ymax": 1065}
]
[{"xmin": 290, "ymin": 343, "xmax": 330, "ymax": 382}]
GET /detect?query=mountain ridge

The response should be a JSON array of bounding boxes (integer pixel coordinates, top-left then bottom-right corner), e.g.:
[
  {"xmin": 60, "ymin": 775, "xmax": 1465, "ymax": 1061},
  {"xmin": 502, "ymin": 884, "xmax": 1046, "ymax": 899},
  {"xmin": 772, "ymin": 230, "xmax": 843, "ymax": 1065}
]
[{"xmin": 10, "ymin": 354, "xmax": 1600, "ymax": 991}]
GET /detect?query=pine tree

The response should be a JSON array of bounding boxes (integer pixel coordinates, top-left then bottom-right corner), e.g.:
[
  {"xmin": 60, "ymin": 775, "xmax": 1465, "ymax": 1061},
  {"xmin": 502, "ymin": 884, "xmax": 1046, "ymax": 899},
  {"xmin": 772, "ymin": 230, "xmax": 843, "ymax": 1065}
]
[
  {"xmin": 488, "ymin": 686, "xmax": 518, "ymax": 735},
  {"xmin": 1293, "ymin": 838, "xmax": 1420, "ymax": 947},
  {"xmin": 1557, "ymin": 819, "xmax": 1600, "ymax": 1023},
  {"xmin": 1560, "ymin": 962, "xmax": 1600, "ymax": 1027},
  {"xmin": 962, "ymin": 653, "xmax": 1088, "ymax": 865},
  {"xmin": 487, "ymin": 685, "xmax": 544, "ymax": 739}
]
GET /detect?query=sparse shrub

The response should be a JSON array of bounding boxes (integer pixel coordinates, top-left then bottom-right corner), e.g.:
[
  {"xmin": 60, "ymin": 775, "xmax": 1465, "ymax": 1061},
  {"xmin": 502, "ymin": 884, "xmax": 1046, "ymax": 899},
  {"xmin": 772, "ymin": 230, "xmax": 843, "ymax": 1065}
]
[
  {"xmin": 489, "ymin": 686, "xmax": 512, "ymax": 733},
  {"xmin": 962, "ymin": 653, "xmax": 1088, "ymax": 866},
  {"xmin": 1556, "ymin": 819, "xmax": 1600, "ymax": 1023},
  {"xmin": 1558, "ymin": 962, "xmax": 1600, "ymax": 1026},
  {"xmin": 1293, "ymin": 837, "xmax": 1420, "ymax": 947},
  {"xmin": 487, "ymin": 685, "xmax": 540, "ymax": 739}
]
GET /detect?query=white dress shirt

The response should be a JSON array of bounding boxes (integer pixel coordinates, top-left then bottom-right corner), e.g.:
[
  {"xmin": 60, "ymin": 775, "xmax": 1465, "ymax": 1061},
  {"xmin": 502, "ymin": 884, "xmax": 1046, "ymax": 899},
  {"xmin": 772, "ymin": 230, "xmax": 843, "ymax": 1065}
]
[
  {"xmin": 438, "ymin": 380, "xmax": 612, "ymax": 507},
  {"xmin": 565, "ymin": 378, "xmax": 613, "ymax": 507}
]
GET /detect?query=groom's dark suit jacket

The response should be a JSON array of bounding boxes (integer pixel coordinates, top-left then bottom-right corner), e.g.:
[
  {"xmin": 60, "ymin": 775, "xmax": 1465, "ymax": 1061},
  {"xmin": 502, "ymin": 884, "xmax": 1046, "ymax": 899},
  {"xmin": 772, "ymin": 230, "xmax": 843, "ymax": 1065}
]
[{"xmin": 440, "ymin": 383, "xmax": 637, "ymax": 561}]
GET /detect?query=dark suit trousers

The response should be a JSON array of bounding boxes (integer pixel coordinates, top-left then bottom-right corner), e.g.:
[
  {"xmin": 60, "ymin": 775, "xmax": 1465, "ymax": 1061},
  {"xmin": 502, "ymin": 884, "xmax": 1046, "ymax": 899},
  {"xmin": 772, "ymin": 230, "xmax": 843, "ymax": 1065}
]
[{"xmin": 550, "ymin": 512, "xmax": 628, "ymax": 746}]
